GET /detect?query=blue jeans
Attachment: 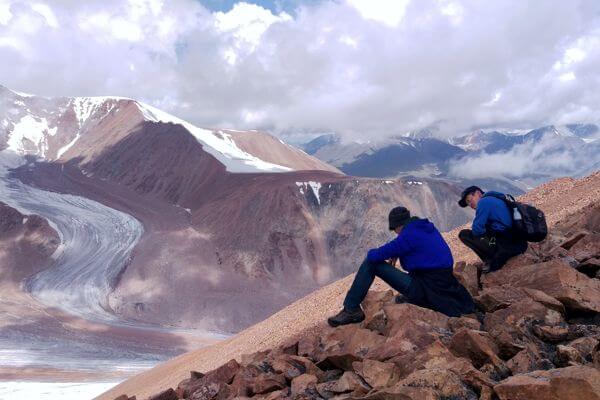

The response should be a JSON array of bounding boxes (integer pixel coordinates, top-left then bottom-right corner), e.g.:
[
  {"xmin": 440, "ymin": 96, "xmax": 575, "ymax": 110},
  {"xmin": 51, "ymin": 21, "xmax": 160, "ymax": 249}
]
[{"xmin": 343, "ymin": 258, "xmax": 412, "ymax": 311}]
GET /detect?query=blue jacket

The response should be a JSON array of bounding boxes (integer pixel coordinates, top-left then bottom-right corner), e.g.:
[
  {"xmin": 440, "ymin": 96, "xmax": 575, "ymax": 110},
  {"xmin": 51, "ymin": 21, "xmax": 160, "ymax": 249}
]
[
  {"xmin": 472, "ymin": 191, "xmax": 513, "ymax": 236},
  {"xmin": 366, "ymin": 218, "xmax": 453, "ymax": 271}
]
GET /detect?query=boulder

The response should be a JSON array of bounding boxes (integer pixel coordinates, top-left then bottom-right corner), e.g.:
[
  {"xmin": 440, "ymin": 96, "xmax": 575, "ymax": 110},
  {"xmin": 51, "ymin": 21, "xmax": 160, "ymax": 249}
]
[
  {"xmin": 352, "ymin": 359, "xmax": 400, "ymax": 388},
  {"xmin": 389, "ymin": 340, "xmax": 494, "ymax": 391},
  {"xmin": 149, "ymin": 388, "xmax": 178, "ymax": 400},
  {"xmin": 568, "ymin": 233, "xmax": 600, "ymax": 261},
  {"xmin": 483, "ymin": 260, "xmax": 600, "ymax": 314},
  {"xmin": 532, "ymin": 324, "xmax": 570, "ymax": 343},
  {"xmin": 290, "ymin": 374, "xmax": 318, "ymax": 397},
  {"xmin": 494, "ymin": 366, "xmax": 600, "ymax": 400},
  {"xmin": 453, "ymin": 261, "xmax": 480, "ymax": 297},
  {"xmin": 393, "ymin": 368, "xmax": 478, "ymax": 400},
  {"xmin": 271, "ymin": 354, "xmax": 322, "ymax": 381},
  {"xmin": 366, "ymin": 319, "xmax": 438, "ymax": 361},
  {"xmin": 556, "ymin": 345, "xmax": 584, "ymax": 366},
  {"xmin": 448, "ymin": 328, "xmax": 506, "ymax": 375},
  {"xmin": 448, "ymin": 315, "xmax": 482, "ymax": 331},
  {"xmin": 568, "ymin": 337, "xmax": 599, "ymax": 361},
  {"xmin": 559, "ymin": 231, "xmax": 588, "ymax": 250},
  {"xmin": 577, "ymin": 257, "xmax": 600, "ymax": 277},
  {"xmin": 382, "ymin": 303, "xmax": 449, "ymax": 337},
  {"xmin": 185, "ymin": 359, "xmax": 240, "ymax": 397},
  {"xmin": 506, "ymin": 344, "xmax": 552, "ymax": 375},
  {"xmin": 483, "ymin": 298, "xmax": 563, "ymax": 359}
]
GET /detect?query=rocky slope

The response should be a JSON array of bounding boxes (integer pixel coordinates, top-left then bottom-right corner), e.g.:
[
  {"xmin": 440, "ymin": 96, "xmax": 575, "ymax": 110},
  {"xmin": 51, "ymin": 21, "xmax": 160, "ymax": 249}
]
[
  {"xmin": 0, "ymin": 201, "xmax": 60, "ymax": 283},
  {"xmin": 100, "ymin": 171, "xmax": 600, "ymax": 400}
]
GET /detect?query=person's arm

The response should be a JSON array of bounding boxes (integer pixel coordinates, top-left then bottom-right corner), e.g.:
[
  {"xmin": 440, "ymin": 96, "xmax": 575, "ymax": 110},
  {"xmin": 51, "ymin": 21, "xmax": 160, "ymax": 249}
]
[
  {"xmin": 472, "ymin": 199, "xmax": 491, "ymax": 236},
  {"xmin": 367, "ymin": 234, "xmax": 412, "ymax": 263}
]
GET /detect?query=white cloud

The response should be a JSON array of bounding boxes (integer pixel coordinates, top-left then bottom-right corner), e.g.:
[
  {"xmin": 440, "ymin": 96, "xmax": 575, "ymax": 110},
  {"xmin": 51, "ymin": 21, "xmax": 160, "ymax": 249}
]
[
  {"xmin": 0, "ymin": 0, "xmax": 599, "ymax": 141},
  {"xmin": 345, "ymin": 0, "xmax": 410, "ymax": 27}
]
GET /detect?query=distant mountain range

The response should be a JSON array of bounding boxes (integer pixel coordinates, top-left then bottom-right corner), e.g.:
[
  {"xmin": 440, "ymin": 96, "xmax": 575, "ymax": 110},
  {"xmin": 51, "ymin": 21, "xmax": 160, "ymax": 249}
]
[
  {"xmin": 301, "ymin": 124, "xmax": 600, "ymax": 191},
  {"xmin": 0, "ymin": 85, "xmax": 472, "ymax": 332}
]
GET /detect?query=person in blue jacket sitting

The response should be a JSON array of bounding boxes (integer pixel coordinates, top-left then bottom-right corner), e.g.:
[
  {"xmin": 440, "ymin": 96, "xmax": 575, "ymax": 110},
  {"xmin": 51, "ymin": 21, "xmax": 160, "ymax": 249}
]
[
  {"xmin": 328, "ymin": 206, "xmax": 475, "ymax": 327},
  {"xmin": 458, "ymin": 186, "xmax": 528, "ymax": 274}
]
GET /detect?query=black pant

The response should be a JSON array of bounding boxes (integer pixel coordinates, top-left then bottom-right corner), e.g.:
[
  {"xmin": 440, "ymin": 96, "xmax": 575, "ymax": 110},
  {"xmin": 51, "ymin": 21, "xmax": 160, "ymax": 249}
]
[
  {"xmin": 343, "ymin": 258, "xmax": 412, "ymax": 311},
  {"xmin": 459, "ymin": 229, "xmax": 527, "ymax": 271}
]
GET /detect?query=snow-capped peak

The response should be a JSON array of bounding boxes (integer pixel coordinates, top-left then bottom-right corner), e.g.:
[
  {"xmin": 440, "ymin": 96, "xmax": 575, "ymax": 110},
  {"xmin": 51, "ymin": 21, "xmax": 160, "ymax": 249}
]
[{"xmin": 135, "ymin": 102, "xmax": 291, "ymax": 173}]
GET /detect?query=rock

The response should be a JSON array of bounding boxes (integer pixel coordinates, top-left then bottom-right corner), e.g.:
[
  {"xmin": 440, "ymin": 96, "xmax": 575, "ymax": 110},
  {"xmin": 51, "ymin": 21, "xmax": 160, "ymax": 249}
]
[
  {"xmin": 556, "ymin": 345, "xmax": 584, "ymax": 366},
  {"xmin": 364, "ymin": 309, "xmax": 387, "ymax": 334},
  {"xmin": 318, "ymin": 325, "xmax": 386, "ymax": 360},
  {"xmin": 190, "ymin": 382, "xmax": 231, "ymax": 400},
  {"xmin": 316, "ymin": 353, "xmax": 361, "ymax": 371},
  {"xmin": 474, "ymin": 286, "xmax": 528, "ymax": 313},
  {"xmin": 448, "ymin": 315, "xmax": 482, "ymax": 331},
  {"xmin": 568, "ymin": 337, "xmax": 599, "ymax": 361},
  {"xmin": 560, "ymin": 231, "xmax": 588, "ymax": 250},
  {"xmin": 271, "ymin": 354, "xmax": 321, "ymax": 380},
  {"xmin": 483, "ymin": 259, "xmax": 600, "ymax": 314},
  {"xmin": 290, "ymin": 374, "xmax": 318, "ymax": 397},
  {"xmin": 454, "ymin": 261, "xmax": 480, "ymax": 297},
  {"xmin": 361, "ymin": 386, "xmax": 439, "ymax": 400},
  {"xmin": 494, "ymin": 365, "xmax": 600, "ymax": 400},
  {"xmin": 149, "ymin": 388, "xmax": 178, "ymax": 400},
  {"xmin": 241, "ymin": 350, "xmax": 271, "ymax": 366},
  {"xmin": 483, "ymin": 298, "xmax": 564, "ymax": 359},
  {"xmin": 334, "ymin": 371, "xmax": 371, "ymax": 394},
  {"xmin": 577, "ymin": 257, "xmax": 600, "ymax": 277},
  {"xmin": 393, "ymin": 368, "xmax": 478, "ymax": 400},
  {"xmin": 479, "ymin": 385, "xmax": 494, "ymax": 400},
  {"xmin": 382, "ymin": 303, "xmax": 449, "ymax": 337},
  {"xmin": 448, "ymin": 328, "xmax": 506, "ymax": 375},
  {"xmin": 521, "ymin": 288, "xmax": 566, "ymax": 314},
  {"xmin": 532, "ymin": 324, "xmax": 570, "ymax": 343},
  {"xmin": 474, "ymin": 286, "xmax": 566, "ymax": 315},
  {"xmin": 568, "ymin": 233, "xmax": 600, "ymax": 261},
  {"xmin": 506, "ymin": 344, "xmax": 552, "ymax": 375},
  {"xmin": 352, "ymin": 359, "xmax": 400, "ymax": 388},
  {"xmin": 185, "ymin": 359, "xmax": 240, "ymax": 397},
  {"xmin": 252, "ymin": 373, "xmax": 287, "ymax": 395},
  {"xmin": 389, "ymin": 340, "xmax": 494, "ymax": 391},
  {"xmin": 366, "ymin": 319, "xmax": 438, "ymax": 361}
]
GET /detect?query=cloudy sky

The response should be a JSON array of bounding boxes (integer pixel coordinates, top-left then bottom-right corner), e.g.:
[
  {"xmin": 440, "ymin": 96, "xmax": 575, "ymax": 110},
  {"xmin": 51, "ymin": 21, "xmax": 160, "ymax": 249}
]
[{"xmin": 1, "ymin": 0, "xmax": 599, "ymax": 141}]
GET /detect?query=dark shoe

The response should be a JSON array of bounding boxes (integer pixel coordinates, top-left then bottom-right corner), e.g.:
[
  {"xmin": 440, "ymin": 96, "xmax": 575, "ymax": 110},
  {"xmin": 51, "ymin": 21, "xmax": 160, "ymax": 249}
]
[
  {"xmin": 327, "ymin": 307, "xmax": 365, "ymax": 327},
  {"xmin": 481, "ymin": 263, "xmax": 491, "ymax": 274}
]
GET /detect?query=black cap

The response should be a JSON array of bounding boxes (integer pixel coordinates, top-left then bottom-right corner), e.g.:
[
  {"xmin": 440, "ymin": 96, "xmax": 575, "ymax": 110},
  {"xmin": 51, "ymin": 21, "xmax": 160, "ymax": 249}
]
[
  {"xmin": 388, "ymin": 206, "xmax": 411, "ymax": 230},
  {"xmin": 458, "ymin": 185, "xmax": 483, "ymax": 207}
]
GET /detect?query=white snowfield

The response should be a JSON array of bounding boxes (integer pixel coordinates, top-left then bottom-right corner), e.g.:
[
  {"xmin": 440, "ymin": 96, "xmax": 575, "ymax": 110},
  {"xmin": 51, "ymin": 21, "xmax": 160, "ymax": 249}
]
[
  {"xmin": 3, "ymin": 87, "xmax": 291, "ymax": 173},
  {"xmin": 0, "ymin": 381, "xmax": 120, "ymax": 400}
]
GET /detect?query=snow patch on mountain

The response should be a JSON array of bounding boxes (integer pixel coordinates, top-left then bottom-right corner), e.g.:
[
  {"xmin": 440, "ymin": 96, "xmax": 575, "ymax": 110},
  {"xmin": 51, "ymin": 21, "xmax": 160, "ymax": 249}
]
[
  {"xmin": 7, "ymin": 115, "xmax": 55, "ymax": 157},
  {"xmin": 296, "ymin": 181, "xmax": 322, "ymax": 204}
]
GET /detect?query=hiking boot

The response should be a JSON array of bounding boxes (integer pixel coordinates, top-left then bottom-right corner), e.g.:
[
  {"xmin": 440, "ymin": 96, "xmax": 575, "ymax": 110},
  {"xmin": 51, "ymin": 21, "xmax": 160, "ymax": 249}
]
[{"xmin": 327, "ymin": 307, "xmax": 365, "ymax": 327}]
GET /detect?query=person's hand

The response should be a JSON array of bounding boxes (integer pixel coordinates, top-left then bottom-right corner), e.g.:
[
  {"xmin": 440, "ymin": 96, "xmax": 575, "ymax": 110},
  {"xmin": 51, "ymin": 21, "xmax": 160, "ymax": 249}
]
[{"xmin": 386, "ymin": 258, "xmax": 398, "ymax": 266}]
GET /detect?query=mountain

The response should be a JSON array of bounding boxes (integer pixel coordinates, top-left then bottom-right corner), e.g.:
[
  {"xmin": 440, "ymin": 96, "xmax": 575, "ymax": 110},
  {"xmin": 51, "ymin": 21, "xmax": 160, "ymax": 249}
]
[
  {"xmin": 304, "ymin": 125, "xmax": 600, "ymax": 191},
  {"xmin": 303, "ymin": 134, "xmax": 466, "ymax": 178},
  {"xmin": 99, "ymin": 170, "xmax": 600, "ymax": 400},
  {"xmin": 1, "ymin": 85, "xmax": 473, "ymax": 333},
  {"xmin": 0, "ymin": 84, "xmax": 339, "ymax": 174}
]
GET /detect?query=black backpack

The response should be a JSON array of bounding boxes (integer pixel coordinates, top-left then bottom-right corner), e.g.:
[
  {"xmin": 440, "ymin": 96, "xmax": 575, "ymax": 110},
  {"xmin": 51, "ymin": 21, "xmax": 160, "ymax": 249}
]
[{"xmin": 485, "ymin": 193, "xmax": 548, "ymax": 242}]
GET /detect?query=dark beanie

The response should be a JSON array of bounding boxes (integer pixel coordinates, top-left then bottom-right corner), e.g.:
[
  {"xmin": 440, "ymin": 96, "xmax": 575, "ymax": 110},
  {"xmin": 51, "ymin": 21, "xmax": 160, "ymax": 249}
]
[{"xmin": 388, "ymin": 206, "xmax": 411, "ymax": 230}]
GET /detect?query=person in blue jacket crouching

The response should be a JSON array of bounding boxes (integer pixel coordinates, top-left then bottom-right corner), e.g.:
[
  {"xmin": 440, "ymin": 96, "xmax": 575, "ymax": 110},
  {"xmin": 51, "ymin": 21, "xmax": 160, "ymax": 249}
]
[
  {"xmin": 458, "ymin": 186, "xmax": 528, "ymax": 274},
  {"xmin": 328, "ymin": 206, "xmax": 475, "ymax": 327}
]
